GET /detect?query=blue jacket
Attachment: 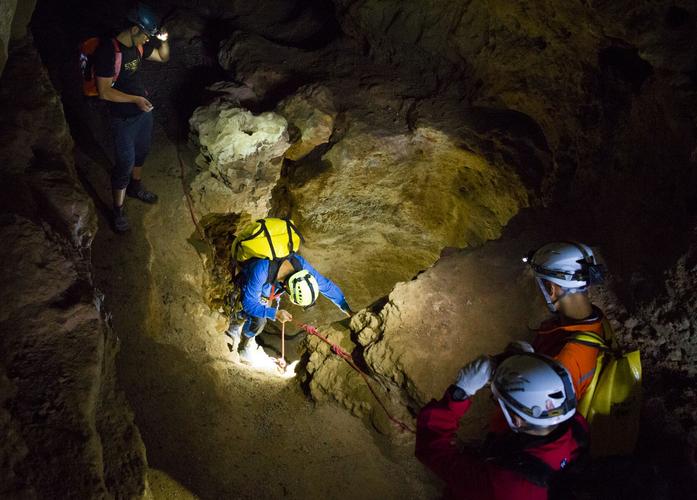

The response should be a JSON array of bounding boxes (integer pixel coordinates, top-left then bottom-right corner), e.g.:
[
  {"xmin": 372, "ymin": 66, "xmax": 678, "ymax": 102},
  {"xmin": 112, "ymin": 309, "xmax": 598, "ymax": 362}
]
[{"xmin": 239, "ymin": 253, "xmax": 350, "ymax": 320}]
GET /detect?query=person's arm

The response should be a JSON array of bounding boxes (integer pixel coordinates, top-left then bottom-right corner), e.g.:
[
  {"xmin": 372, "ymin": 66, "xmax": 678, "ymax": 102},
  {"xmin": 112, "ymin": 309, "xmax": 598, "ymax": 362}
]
[
  {"xmin": 146, "ymin": 29, "xmax": 169, "ymax": 62},
  {"xmin": 415, "ymin": 357, "xmax": 504, "ymax": 498},
  {"xmin": 241, "ymin": 260, "xmax": 280, "ymax": 321},
  {"xmin": 295, "ymin": 255, "xmax": 351, "ymax": 314},
  {"xmin": 416, "ymin": 390, "xmax": 499, "ymax": 497},
  {"xmin": 93, "ymin": 42, "xmax": 152, "ymax": 111},
  {"xmin": 96, "ymin": 77, "xmax": 153, "ymax": 111}
]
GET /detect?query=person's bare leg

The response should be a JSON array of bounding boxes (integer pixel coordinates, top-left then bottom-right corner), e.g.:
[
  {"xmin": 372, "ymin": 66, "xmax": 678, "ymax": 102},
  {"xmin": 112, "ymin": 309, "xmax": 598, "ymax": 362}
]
[
  {"xmin": 112, "ymin": 187, "xmax": 129, "ymax": 232},
  {"xmin": 132, "ymin": 165, "xmax": 143, "ymax": 180}
]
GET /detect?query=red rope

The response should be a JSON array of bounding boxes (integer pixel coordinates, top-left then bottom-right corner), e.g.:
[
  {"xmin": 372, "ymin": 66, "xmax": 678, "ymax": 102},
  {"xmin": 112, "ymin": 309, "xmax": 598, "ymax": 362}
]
[{"xmin": 295, "ymin": 321, "xmax": 416, "ymax": 434}]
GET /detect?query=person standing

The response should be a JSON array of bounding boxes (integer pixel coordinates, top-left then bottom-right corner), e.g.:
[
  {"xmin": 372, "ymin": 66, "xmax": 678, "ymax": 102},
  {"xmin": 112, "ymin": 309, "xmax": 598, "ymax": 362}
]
[
  {"xmin": 524, "ymin": 242, "xmax": 612, "ymax": 399},
  {"xmin": 93, "ymin": 3, "xmax": 170, "ymax": 232}
]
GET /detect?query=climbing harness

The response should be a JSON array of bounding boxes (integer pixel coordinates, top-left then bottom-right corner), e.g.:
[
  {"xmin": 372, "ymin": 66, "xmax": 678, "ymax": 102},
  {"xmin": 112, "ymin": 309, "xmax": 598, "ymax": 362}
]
[{"xmin": 295, "ymin": 321, "xmax": 416, "ymax": 434}]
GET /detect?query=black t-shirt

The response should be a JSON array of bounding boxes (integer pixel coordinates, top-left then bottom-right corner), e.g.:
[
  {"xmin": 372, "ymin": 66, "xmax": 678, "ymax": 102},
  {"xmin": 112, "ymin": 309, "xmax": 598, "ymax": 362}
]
[{"xmin": 93, "ymin": 38, "xmax": 155, "ymax": 118}]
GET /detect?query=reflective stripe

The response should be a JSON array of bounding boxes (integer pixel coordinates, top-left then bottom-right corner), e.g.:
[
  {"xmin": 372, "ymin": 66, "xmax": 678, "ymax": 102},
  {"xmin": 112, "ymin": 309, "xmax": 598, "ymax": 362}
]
[{"xmin": 579, "ymin": 367, "xmax": 596, "ymax": 384}]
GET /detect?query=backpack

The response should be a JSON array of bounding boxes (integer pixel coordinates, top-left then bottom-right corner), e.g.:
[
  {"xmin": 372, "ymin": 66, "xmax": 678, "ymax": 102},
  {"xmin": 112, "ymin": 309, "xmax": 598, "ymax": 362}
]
[
  {"xmin": 566, "ymin": 330, "xmax": 642, "ymax": 457},
  {"xmin": 231, "ymin": 218, "xmax": 303, "ymax": 263},
  {"xmin": 79, "ymin": 37, "xmax": 144, "ymax": 97},
  {"xmin": 229, "ymin": 218, "xmax": 305, "ymax": 310}
]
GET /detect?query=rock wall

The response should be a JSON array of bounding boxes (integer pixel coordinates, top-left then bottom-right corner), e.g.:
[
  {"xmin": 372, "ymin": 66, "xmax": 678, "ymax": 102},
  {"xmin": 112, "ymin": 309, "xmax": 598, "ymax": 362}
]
[
  {"xmin": 304, "ymin": 236, "xmax": 540, "ymax": 435},
  {"xmin": 0, "ymin": 36, "xmax": 147, "ymax": 497},
  {"xmin": 0, "ymin": 0, "xmax": 18, "ymax": 76},
  {"xmin": 330, "ymin": 0, "xmax": 697, "ymax": 288}
]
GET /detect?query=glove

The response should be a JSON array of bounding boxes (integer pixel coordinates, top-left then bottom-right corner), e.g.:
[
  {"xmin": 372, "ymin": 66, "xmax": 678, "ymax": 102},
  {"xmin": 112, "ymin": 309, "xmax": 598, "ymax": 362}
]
[{"xmin": 454, "ymin": 356, "xmax": 493, "ymax": 397}]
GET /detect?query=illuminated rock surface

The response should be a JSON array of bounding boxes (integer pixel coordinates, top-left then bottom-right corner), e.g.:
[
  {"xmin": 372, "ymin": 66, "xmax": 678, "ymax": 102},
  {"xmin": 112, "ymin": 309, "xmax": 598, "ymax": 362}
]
[{"xmin": 1, "ymin": 0, "xmax": 696, "ymax": 497}]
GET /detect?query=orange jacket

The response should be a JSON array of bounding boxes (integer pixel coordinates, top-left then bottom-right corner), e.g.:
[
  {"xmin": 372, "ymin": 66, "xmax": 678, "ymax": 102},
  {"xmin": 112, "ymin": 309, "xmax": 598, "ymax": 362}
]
[{"xmin": 532, "ymin": 307, "xmax": 610, "ymax": 400}]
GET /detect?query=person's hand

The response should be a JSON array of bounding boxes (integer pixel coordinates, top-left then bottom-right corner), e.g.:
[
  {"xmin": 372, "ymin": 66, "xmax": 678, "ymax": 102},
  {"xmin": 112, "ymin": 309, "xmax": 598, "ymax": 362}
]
[
  {"xmin": 275, "ymin": 309, "xmax": 292, "ymax": 323},
  {"xmin": 454, "ymin": 356, "xmax": 493, "ymax": 397},
  {"xmin": 156, "ymin": 28, "xmax": 169, "ymax": 42},
  {"xmin": 134, "ymin": 96, "xmax": 154, "ymax": 112}
]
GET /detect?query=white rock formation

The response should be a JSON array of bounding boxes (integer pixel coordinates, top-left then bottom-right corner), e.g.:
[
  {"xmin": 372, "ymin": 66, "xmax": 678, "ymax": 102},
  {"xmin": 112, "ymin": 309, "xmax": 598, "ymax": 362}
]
[{"xmin": 189, "ymin": 98, "xmax": 290, "ymax": 218}]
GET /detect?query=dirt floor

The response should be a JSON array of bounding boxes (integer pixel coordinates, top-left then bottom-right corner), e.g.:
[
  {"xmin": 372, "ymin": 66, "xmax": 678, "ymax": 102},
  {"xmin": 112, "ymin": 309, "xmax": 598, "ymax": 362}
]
[{"xmin": 79, "ymin": 122, "xmax": 439, "ymax": 499}]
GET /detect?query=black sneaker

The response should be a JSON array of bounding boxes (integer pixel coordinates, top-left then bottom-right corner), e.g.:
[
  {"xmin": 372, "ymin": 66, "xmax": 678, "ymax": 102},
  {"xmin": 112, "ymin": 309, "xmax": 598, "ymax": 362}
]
[
  {"xmin": 126, "ymin": 180, "xmax": 158, "ymax": 204},
  {"xmin": 113, "ymin": 206, "xmax": 130, "ymax": 233}
]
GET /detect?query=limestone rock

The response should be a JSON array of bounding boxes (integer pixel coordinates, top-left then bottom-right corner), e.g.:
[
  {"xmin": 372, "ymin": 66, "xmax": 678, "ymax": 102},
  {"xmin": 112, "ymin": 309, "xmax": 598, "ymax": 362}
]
[
  {"xmin": 218, "ymin": 31, "xmax": 319, "ymax": 99},
  {"xmin": 189, "ymin": 98, "xmax": 290, "ymax": 218},
  {"xmin": 9, "ymin": 0, "xmax": 35, "ymax": 40},
  {"xmin": 0, "ymin": 36, "xmax": 73, "ymax": 176},
  {"xmin": 291, "ymin": 125, "xmax": 529, "ymax": 308},
  {"xmin": 0, "ymin": 0, "xmax": 17, "ymax": 77},
  {"xmin": 278, "ymin": 84, "xmax": 337, "ymax": 161},
  {"xmin": 216, "ymin": 31, "xmax": 357, "ymax": 100},
  {"xmin": 332, "ymin": 0, "xmax": 601, "ymax": 151},
  {"xmin": 28, "ymin": 170, "xmax": 97, "ymax": 250},
  {"xmin": 0, "ymin": 38, "xmax": 146, "ymax": 497},
  {"xmin": 303, "ymin": 323, "xmax": 413, "ymax": 435}
]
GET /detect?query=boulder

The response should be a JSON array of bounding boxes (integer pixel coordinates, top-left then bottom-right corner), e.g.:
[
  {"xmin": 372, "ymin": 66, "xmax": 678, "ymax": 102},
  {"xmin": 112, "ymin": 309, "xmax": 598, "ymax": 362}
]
[
  {"xmin": 189, "ymin": 98, "xmax": 290, "ymax": 218},
  {"xmin": 277, "ymin": 84, "xmax": 337, "ymax": 161}
]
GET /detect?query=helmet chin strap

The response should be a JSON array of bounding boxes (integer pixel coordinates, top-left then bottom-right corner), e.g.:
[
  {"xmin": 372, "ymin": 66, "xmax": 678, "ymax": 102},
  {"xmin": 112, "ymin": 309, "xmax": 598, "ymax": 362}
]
[
  {"xmin": 535, "ymin": 278, "xmax": 588, "ymax": 313},
  {"xmin": 535, "ymin": 277, "xmax": 562, "ymax": 313}
]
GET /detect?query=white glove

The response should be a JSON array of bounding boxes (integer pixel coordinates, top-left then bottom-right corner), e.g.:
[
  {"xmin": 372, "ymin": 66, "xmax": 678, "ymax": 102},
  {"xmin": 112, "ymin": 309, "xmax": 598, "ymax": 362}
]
[{"xmin": 455, "ymin": 356, "xmax": 493, "ymax": 396}]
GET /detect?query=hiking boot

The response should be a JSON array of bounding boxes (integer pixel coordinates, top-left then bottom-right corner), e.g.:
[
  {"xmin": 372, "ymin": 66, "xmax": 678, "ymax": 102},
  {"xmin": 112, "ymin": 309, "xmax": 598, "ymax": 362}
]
[
  {"xmin": 113, "ymin": 206, "xmax": 129, "ymax": 233},
  {"xmin": 126, "ymin": 180, "xmax": 158, "ymax": 204},
  {"xmin": 225, "ymin": 322, "xmax": 243, "ymax": 353},
  {"xmin": 239, "ymin": 336, "xmax": 273, "ymax": 365}
]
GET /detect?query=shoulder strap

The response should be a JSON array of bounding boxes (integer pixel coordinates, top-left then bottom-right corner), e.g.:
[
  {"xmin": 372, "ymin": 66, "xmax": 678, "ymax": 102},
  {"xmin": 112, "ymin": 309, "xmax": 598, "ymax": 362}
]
[
  {"xmin": 111, "ymin": 38, "xmax": 123, "ymax": 83},
  {"xmin": 287, "ymin": 254, "xmax": 302, "ymax": 273},
  {"xmin": 265, "ymin": 259, "xmax": 283, "ymax": 286},
  {"xmin": 265, "ymin": 254, "xmax": 303, "ymax": 286},
  {"xmin": 565, "ymin": 331, "xmax": 609, "ymax": 351}
]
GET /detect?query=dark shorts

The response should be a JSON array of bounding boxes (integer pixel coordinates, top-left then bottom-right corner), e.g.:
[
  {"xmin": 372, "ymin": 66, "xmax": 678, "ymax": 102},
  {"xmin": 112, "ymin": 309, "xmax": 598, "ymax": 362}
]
[{"xmin": 109, "ymin": 111, "xmax": 153, "ymax": 189}]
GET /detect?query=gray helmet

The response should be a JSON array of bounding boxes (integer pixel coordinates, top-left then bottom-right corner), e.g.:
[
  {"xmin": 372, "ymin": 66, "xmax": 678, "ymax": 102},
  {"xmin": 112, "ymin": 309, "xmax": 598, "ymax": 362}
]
[
  {"xmin": 491, "ymin": 353, "xmax": 577, "ymax": 429},
  {"xmin": 127, "ymin": 3, "xmax": 159, "ymax": 36}
]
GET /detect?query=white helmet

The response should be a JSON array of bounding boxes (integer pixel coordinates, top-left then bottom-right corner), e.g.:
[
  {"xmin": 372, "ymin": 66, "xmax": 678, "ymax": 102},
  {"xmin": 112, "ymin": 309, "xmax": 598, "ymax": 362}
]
[
  {"xmin": 286, "ymin": 270, "xmax": 319, "ymax": 307},
  {"xmin": 491, "ymin": 353, "xmax": 576, "ymax": 429},
  {"xmin": 525, "ymin": 241, "xmax": 603, "ymax": 289}
]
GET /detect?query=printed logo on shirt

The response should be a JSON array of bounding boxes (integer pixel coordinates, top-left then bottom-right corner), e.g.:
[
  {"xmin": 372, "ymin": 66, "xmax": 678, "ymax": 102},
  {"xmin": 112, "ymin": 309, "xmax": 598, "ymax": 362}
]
[
  {"xmin": 124, "ymin": 58, "xmax": 140, "ymax": 73},
  {"xmin": 560, "ymin": 457, "xmax": 568, "ymax": 469}
]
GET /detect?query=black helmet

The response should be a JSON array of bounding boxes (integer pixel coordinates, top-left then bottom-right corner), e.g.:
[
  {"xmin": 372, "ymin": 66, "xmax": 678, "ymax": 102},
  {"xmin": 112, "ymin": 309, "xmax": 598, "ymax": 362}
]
[{"xmin": 127, "ymin": 3, "xmax": 159, "ymax": 36}]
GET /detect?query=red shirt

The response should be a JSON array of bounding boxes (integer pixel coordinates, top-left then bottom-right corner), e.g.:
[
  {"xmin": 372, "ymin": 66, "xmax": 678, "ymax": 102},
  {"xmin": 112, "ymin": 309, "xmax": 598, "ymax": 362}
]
[{"xmin": 416, "ymin": 391, "xmax": 588, "ymax": 500}]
